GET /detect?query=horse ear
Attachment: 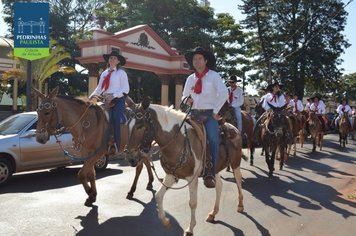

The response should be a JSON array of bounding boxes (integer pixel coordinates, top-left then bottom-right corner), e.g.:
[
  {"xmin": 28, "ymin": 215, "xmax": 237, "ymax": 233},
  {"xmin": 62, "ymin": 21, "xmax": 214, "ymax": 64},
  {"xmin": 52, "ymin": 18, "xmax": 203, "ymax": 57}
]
[
  {"xmin": 32, "ymin": 87, "xmax": 46, "ymax": 100},
  {"xmin": 141, "ymin": 96, "xmax": 151, "ymax": 110},
  {"xmin": 49, "ymin": 86, "xmax": 59, "ymax": 98}
]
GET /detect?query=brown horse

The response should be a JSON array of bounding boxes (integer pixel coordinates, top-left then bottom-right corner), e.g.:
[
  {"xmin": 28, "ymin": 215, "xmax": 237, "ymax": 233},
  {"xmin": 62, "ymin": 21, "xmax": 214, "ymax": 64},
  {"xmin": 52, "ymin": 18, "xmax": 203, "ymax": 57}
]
[
  {"xmin": 124, "ymin": 98, "xmax": 246, "ymax": 236},
  {"xmin": 307, "ymin": 111, "xmax": 324, "ymax": 152},
  {"xmin": 352, "ymin": 115, "xmax": 356, "ymax": 140},
  {"xmin": 339, "ymin": 111, "xmax": 350, "ymax": 147},
  {"xmin": 260, "ymin": 103, "xmax": 291, "ymax": 177},
  {"xmin": 220, "ymin": 102, "xmax": 255, "ymax": 165},
  {"xmin": 34, "ymin": 87, "xmax": 148, "ymax": 206}
]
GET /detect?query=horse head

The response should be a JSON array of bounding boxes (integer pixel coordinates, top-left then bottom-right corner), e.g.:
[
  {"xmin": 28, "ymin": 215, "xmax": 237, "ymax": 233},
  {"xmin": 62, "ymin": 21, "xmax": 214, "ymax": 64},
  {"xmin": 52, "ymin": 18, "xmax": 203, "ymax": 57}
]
[
  {"xmin": 255, "ymin": 98, "xmax": 265, "ymax": 120},
  {"xmin": 125, "ymin": 97, "xmax": 155, "ymax": 167},
  {"xmin": 265, "ymin": 102, "xmax": 289, "ymax": 137},
  {"xmin": 33, "ymin": 87, "xmax": 60, "ymax": 144}
]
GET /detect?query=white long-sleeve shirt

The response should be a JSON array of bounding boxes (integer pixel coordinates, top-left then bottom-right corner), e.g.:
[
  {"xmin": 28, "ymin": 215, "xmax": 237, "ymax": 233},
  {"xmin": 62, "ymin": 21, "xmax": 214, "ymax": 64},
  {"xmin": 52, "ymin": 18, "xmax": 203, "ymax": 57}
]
[
  {"xmin": 228, "ymin": 86, "xmax": 244, "ymax": 108},
  {"xmin": 292, "ymin": 99, "xmax": 304, "ymax": 113},
  {"xmin": 310, "ymin": 100, "xmax": 326, "ymax": 114},
  {"xmin": 90, "ymin": 68, "xmax": 130, "ymax": 99},
  {"xmin": 336, "ymin": 104, "xmax": 352, "ymax": 117},
  {"xmin": 262, "ymin": 92, "xmax": 286, "ymax": 110},
  {"xmin": 182, "ymin": 70, "xmax": 228, "ymax": 114}
]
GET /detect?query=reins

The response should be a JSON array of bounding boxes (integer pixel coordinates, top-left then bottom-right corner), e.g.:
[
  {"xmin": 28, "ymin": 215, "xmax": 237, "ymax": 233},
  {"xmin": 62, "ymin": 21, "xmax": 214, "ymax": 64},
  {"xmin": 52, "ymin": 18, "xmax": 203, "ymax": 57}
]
[{"xmin": 51, "ymin": 101, "xmax": 111, "ymax": 161}]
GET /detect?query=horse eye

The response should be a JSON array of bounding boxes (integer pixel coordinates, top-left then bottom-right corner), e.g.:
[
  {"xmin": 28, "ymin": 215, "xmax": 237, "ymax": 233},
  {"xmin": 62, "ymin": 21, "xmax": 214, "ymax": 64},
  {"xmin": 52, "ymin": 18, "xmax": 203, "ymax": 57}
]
[{"xmin": 44, "ymin": 112, "xmax": 50, "ymax": 116}]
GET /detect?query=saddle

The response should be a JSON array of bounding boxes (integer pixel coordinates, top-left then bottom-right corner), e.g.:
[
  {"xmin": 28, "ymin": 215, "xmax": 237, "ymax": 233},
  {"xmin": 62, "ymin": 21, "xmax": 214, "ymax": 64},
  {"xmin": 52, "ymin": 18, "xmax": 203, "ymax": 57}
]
[{"xmin": 186, "ymin": 118, "xmax": 238, "ymax": 177}]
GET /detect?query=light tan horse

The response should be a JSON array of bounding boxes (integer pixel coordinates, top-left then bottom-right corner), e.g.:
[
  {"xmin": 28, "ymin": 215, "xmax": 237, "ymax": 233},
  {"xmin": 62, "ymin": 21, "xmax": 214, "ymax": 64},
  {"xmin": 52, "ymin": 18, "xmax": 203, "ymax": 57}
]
[
  {"xmin": 339, "ymin": 111, "xmax": 350, "ymax": 147},
  {"xmin": 34, "ymin": 87, "xmax": 128, "ymax": 206},
  {"xmin": 307, "ymin": 111, "xmax": 324, "ymax": 152},
  {"xmin": 124, "ymin": 98, "xmax": 246, "ymax": 236}
]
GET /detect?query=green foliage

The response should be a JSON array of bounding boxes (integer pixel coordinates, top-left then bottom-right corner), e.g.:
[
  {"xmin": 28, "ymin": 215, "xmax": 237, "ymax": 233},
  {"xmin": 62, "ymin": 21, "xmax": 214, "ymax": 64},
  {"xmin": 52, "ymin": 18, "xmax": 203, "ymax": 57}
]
[{"xmin": 239, "ymin": 0, "xmax": 349, "ymax": 98}]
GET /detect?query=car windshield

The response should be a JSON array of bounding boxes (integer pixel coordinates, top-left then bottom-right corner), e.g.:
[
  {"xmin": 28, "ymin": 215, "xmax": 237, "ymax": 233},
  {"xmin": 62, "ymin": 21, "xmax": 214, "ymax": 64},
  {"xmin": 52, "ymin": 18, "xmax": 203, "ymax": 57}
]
[{"xmin": 0, "ymin": 113, "xmax": 37, "ymax": 135}]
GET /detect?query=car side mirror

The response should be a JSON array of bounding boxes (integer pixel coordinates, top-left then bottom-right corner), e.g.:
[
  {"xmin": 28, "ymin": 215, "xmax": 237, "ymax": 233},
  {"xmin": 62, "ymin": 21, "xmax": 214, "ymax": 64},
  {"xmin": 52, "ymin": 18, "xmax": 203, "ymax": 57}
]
[{"xmin": 20, "ymin": 130, "xmax": 36, "ymax": 138}]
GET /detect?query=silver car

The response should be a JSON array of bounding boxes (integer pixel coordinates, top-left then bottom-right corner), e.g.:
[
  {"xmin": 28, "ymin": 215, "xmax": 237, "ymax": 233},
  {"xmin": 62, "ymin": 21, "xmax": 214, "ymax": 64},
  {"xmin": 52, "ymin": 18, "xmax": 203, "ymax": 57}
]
[{"xmin": 0, "ymin": 112, "xmax": 109, "ymax": 185}]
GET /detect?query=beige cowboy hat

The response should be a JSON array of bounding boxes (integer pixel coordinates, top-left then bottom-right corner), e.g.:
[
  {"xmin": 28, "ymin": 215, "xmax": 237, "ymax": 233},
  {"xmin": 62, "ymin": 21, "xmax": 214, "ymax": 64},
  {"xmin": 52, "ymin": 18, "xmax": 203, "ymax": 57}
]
[
  {"xmin": 103, "ymin": 50, "xmax": 126, "ymax": 66},
  {"xmin": 184, "ymin": 47, "xmax": 216, "ymax": 69}
]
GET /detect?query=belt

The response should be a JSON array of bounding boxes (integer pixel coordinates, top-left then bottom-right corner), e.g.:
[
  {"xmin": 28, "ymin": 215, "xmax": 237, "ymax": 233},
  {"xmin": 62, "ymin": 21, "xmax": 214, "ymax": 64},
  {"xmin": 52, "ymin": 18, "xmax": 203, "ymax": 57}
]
[{"xmin": 191, "ymin": 109, "xmax": 213, "ymax": 112}]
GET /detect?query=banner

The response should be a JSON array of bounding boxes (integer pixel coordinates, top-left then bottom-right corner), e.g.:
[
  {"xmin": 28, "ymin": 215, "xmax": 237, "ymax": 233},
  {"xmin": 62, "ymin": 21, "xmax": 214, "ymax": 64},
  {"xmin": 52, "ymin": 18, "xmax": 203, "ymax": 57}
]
[{"xmin": 14, "ymin": 2, "xmax": 49, "ymax": 60}]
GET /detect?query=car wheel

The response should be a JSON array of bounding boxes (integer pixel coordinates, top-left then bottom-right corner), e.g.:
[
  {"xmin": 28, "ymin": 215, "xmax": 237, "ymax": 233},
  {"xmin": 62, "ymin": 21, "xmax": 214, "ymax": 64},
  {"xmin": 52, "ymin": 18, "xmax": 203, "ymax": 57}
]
[
  {"xmin": 95, "ymin": 155, "xmax": 109, "ymax": 171},
  {"xmin": 0, "ymin": 158, "xmax": 13, "ymax": 185}
]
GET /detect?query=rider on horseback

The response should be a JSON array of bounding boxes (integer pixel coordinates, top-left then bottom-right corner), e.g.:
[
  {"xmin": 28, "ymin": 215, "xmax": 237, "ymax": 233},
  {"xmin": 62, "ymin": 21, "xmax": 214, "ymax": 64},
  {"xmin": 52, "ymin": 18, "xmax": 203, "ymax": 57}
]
[
  {"xmin": 254, "ymin": 81, "xmax": 285, "ymax": 145},
  {"xmin": 227, "ymin": 75, "xmax": 244, "ymax": 132},
  {"xmin": 335, "ymin": 97, "xmax": 352, "ymax": 129},
  {"xmin": 89, "ymin": 50, "xmax": 130, "ymax": 154},
  {"xmin": 309, "ymin": 94, "xmax": 328, "ymax": 132},
  {"xmin": 182, "ymin": 47, "xmax": 228, "ymax": 188}
]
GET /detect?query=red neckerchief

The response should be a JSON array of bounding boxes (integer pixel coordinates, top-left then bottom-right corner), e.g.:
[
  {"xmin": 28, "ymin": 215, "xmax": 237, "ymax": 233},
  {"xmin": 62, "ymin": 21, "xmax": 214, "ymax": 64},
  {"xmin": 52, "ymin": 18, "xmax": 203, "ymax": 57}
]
[
  {"xmin": 102, "ymin": 69, "xmax": 114, "ymax": 91},
  {"xmin": 342, "ymin": 105, "xmax": 345, "ymax": 112},
  {"xmin": 193, "ymin": 67, "xmax": 209, "ymax": 94},
  {"xmin": 294, "ymin": 100, "xmax": 298, "ymax": 111},
  {"xmin": 229, "ymin": 85, "xmax": 237, "ymax": 104},
  {"xmin": 315, "ymin": 102, "xmax": 318, "ymax": 112},
  {"xmin": 270, "ymin": 93, "xmax": 277, "ymax": 102}
]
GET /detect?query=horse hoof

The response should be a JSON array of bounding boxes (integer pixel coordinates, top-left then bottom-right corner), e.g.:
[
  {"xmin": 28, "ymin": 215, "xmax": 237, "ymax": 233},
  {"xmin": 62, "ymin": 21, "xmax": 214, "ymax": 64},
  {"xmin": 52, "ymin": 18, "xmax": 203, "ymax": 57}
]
[
  {"xmin": 185, "ymin": 232, "xmax": 193, "ymax": 236},
  {"xmin": 162, "ymin": 218, "xmax": 171, "ymax": 229},
  {"xmin": 84, "ymin": 199, "xmax": 93, "ymax": 207},
  {"xmin": 206, "ymin": 214, "xmax": 215, "ymax": 223},
  {"xmin": 126, "ymin": 192, "xmax": 134, "ymax": 200},
  {"xmin": 146, "ymin": 184, "xmax": 153, "ymax": 191},
  {"xmin": 237, "ymin": 205, "xmax": 244, "ymax": 213}
]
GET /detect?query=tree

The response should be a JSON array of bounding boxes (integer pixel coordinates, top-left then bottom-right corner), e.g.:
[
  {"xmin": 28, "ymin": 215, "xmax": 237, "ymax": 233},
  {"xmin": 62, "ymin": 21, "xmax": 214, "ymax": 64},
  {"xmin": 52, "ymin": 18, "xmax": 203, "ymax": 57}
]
[
  {"xmin": 239, "ymin": 0, "xmax": 350, "ymax": 98},
  {"xmin": 2, "ymin": 39, "xmax": 73, "ymax": 109}
]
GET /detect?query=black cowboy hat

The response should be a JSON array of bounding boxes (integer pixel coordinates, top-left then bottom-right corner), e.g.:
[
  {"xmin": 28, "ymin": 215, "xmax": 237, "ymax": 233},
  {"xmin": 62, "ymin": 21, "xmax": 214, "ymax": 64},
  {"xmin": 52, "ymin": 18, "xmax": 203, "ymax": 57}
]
[
  {"xmin": 103, "ymin": 50, "xmax": 126, "ymax": 66},
  {"xmin": 226, "ymin": 75, "xmax": 242, "ymax": 83},
  {"xmin": 310, "ymin": 93, "xmax": 322, "ymax": 101},
  {"xmin": 266, "ymin": 81, "xmax": 283, "ymax": 92},
  {"xmin": 184, "ymin": 47, "xmax": 216, "ymax": 70}
]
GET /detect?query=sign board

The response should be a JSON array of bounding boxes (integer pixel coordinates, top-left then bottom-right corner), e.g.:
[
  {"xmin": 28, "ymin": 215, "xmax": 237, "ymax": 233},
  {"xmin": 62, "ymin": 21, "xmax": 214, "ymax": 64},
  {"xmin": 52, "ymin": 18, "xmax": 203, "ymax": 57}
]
[{"xmin": 14, "ymin": 2, "xmax": 49, "ymax": 60}]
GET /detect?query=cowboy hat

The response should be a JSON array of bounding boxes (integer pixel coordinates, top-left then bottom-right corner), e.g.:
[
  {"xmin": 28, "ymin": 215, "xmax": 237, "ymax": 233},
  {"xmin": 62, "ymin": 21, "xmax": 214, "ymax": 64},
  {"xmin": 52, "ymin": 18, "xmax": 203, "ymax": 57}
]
[
  {"xmin": 226, "ymin": 75, "xmax": 242, "ymax": 83},
  {"xmin": 310, "ymin": 93, "xmax": 322, "ymax": 101},
  {"xmin": 266, "ymin": 81, "xmax": 283, "ymax": 92},
  {"xmin": 103, "ymin": 50, "xmax": 126, "ymax": 66},
  {"xmin": 184, "ymin": 47, "xmax": 216, "ymax": 69}
]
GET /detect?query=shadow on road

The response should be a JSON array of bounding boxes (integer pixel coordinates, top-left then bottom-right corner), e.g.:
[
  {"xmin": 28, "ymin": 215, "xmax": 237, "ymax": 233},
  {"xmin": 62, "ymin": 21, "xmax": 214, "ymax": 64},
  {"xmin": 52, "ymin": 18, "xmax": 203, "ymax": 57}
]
[
  {"xmin": 0, "ymin": 167, "xmax": 123, "ymax": 194},
  {"xmin": 75, "ymin": 193, "xmax": 184, "ymax": 236}
]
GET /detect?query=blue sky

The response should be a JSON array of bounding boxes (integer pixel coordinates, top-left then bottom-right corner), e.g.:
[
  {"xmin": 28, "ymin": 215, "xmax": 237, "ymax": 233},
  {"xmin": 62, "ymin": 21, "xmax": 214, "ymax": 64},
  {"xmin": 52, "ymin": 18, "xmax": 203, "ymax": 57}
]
[{"xmin": 1, "ymin": 0, "xmax": 354, "ymax": 75}]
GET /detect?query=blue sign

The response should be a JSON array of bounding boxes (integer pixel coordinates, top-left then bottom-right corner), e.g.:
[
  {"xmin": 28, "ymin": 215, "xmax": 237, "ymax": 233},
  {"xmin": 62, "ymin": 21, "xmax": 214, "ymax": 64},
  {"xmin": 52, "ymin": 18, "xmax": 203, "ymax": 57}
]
[{"xmin": 14, "ymin": 2, "xmax": 49, "ymax": 60}]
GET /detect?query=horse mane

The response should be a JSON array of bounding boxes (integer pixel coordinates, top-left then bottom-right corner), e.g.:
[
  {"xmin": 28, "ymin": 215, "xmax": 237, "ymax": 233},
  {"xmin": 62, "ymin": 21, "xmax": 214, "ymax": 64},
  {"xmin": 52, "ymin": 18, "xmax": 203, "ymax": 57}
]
[
  {"xmin": 149, "ymin": 104, "xmax": 187, "ymax": 129},
  {"xmin": 56, "ymin": 95, "xmax": 105, "ymax": 125}
]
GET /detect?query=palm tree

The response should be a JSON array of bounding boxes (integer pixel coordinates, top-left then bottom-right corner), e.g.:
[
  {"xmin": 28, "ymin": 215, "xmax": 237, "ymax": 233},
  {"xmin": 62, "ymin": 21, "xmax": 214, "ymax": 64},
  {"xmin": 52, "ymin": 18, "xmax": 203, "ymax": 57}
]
[{"xmin": 2, "ymin": 38, "xmax": 73, "ymax": 110}]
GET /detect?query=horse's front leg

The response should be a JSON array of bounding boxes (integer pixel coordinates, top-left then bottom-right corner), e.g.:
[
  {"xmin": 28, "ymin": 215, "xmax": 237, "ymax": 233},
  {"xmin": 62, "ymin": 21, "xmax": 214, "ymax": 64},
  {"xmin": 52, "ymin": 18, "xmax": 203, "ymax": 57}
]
[
  {"xmin": 206, "ymin": 173, "xmax": 223, "ymax": 224},
  {"xmin": 143, "ymin": 157, "xmax": 154, "ymax": 191},
  {"xmin": 78, "ymin": 162, "xmax": 97, "ymax": 207},
  {"xmin": 127, "ymin": 162, "xmax": 144, "ymax": 199},
  {"xmin": 319, "ymin": 133, "xmax": 323, "ymax": 151},
  {"xmin": 156, "ymin": 174, "xmax": 176, "ymax": 229},
  {"xmin": 184, "ymin": 176, "xmax": 199, "ymax": 236},
  {"xmin": 269, "ymin": 148, "xmax": 276, "ymax": 177}
]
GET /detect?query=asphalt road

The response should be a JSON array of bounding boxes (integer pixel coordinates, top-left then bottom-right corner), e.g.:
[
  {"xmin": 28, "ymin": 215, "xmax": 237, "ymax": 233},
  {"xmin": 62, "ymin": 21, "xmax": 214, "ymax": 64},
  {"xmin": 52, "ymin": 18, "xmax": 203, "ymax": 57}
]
[{"xmin": 0, "ymin": 133, "xmax": 355, "ymax": 236}]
